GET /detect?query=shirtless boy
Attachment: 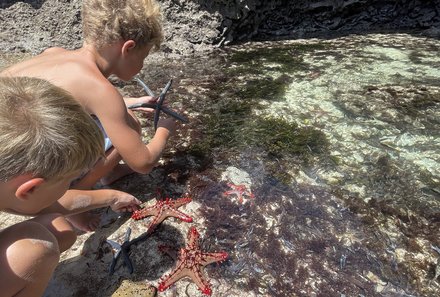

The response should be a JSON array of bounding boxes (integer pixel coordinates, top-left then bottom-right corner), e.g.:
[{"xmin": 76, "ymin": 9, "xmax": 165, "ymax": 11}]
[
  {"xmin": 1, "ymin": 0, "xmax": 176, "ymax": 190},
  {"xmin": 0, "ymin": 77, "xmax": 140, "ymax": 297}
]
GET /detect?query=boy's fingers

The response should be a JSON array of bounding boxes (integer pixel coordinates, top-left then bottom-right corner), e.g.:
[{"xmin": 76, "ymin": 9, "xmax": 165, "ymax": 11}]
[
  {"xmin": 132, "ymin": 107, "xmax": 155, "ymax": 113},
  {"xmin": 128, "ymin": 204, "xmax": 140, "ymax": 212}
]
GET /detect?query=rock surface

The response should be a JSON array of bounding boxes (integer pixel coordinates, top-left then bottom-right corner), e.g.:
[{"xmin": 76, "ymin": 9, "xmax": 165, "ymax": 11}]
[{"xmin": 1, "ymin": 0, "xmax": 439, "ymax": 57}]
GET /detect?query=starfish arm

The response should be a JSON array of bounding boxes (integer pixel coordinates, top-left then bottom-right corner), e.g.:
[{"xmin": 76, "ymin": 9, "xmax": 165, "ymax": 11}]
[
  {"xmin": 144, "ymin": 208, "xmax": 165, "ymax": 233},
  {"xmin": 131, "ymin": 206, "xmax": 157, "ymax": 220},
  {"xmin": 108, "ymin": 255, "xmax": 118, "ymax": 275},
  {"xmin": 158, "ymin": 266, "xmax": 190, "ymax": 292},
  {"xmin": 237, "ymin": 193, "xmax": 244, "ymax": 203},
  {"xmin": 188, "ymin": 266, "xmax": 213, "ymax": 296},
  {"xmin": 187, "ymin": 227, "xmax": 200, "ymax": 248},
  {"xmin": 106, "ymin": 239, "xmax": 121, "ymax": 250},
  {"xmin": 122, "ymin": 251, "xmax": 134, "ymax": 274},
  {"xmin": 145, "ymin": 207, "xmax": 192, "ymax": 235},
  {"xmin": 200, "ymin": 251, "xmax": 228, "ymax": 266},
  {"xmin": 163, "ymin": 207, "xmax": 193, "ymax": 223}
]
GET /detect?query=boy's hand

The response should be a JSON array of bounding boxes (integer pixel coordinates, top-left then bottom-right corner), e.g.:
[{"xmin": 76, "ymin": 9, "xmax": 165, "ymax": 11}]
[
  {"xmin": 157, "ymin": 118, "xmax": 177, "ymax": 136},
  {"xmin": 110, "ymin": 191, "xmax": 141, "ymax": 213}
]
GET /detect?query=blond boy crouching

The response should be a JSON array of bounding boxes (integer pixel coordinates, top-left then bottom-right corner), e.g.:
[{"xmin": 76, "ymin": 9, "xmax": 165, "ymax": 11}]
[
  {"xmin": 0, "ymin": 77, "xmax": 140, "ymax": 297},
  {"xmin": 2, "ymin": 0, "xmax": 177, "ymax": 193}
]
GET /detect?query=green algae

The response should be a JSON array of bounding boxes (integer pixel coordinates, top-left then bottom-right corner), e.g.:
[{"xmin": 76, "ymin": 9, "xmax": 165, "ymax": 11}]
[
  {"xmin": 189, "ymin": 108, "xmax": 328, "ymax": 165},
  {"xmin": 243, "ymin": 117, "xmax": 328, "ymax": 158},
  {"xmin": 233, "ymin": 75, "xmax": 292, "ymax": 101},
  {"xmin": 227, "ymin": 44, "xmax": 325, "ymax": 74},
  {"xmin": 187, "ymin": 105, "xmax": 329, "ymax": 186},
  {"xmin": 385, "ymin": 86, "xmax": 440, "ymax": 118},
  {"xmin": 185, "ymin": 44, "xmax": 330, "ymax": 170},
  {"xmin": 230, "ymin": 43, "xmax": 326, "ymax": 62}
]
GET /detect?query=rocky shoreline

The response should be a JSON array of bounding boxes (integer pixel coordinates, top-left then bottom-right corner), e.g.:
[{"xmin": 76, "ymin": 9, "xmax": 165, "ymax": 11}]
[{"xmin": 1, "ymin": 0, "xmax": 439, "ymax": 58}]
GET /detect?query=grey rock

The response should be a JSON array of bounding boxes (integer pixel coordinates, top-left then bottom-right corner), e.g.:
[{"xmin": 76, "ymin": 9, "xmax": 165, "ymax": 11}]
[{"xmin": 0, "ymin": 0, "xmax": 439, "ymax": 56}]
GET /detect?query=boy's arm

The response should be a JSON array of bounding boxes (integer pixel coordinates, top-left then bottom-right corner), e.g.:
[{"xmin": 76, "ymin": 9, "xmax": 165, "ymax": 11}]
[
  {"xmin": 37, "ymin": 189, "xmax": 141, "ymax": 216},
  {"xmin": 92, "ymin": 85, "xmax": 176, "ymax": 174}
]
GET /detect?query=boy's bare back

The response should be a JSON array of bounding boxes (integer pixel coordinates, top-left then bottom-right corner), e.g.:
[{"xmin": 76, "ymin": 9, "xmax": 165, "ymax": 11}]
[
  {"xmin": 2, "ymin": 47, "xmax": 138, "ymax": 160},
  {"xmin": 2, "ymin": 48, "xmax": 108, "ymax": 114}
]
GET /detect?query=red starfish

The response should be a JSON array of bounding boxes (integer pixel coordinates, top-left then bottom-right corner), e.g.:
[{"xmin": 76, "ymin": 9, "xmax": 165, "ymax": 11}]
[
  {"xmin": 222, "ymin": 183, "xmax": 255, "ymax": 204},
  {"xmin": 131, "ymin": 196, "xmax": 193, "ymax": 234},
  {"xmin": 158, "ymin": 227, "xmax": 228, "ymax": 295}
]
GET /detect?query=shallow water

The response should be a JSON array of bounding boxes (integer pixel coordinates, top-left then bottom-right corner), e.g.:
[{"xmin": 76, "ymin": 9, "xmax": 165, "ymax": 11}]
[
  {"xmin": 136, "ymin": 33, "xmax": 439, "ymax": 297},
  {"xmin": 2, "ymin": 33, "xmax": 438, "ymax": 297}
]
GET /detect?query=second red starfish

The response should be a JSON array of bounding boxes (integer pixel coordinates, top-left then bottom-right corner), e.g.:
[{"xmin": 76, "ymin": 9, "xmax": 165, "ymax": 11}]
[{"xmin": 158, "ymin": 227, "xmax": 228, "ymax": 295}]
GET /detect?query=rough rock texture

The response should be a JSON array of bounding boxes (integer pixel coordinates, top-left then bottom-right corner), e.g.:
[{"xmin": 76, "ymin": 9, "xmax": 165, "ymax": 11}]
[
  {"xmin": 1, "ymin": 0, "xmax": 439, "ymax": 57},
  {"xmin": 210, "ymin": 0, "xmax": 440, "ymax": 45}
]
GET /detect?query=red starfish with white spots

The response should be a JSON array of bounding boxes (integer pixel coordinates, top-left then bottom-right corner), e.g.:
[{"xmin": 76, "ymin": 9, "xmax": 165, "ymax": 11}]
[
  {"xmin": 158, "ymin": 227, "xmax": 228, "ymax": 295},
  {"xmin": 222, "ymin": 183, "xmax": 255, "ymax": 204},
  {"xmin": 131, "ymin": 196, "xmax": 193, "ymax": 234}
]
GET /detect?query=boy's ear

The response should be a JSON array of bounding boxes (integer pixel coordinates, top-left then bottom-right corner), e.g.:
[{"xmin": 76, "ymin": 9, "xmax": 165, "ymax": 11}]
[
  {"xmin": 121, "ymin": 40, "xmax": 136, "ymax": 55},
  {"xmin": 15, "ymin": 178, "xmax": 45, "ymax": 200}
]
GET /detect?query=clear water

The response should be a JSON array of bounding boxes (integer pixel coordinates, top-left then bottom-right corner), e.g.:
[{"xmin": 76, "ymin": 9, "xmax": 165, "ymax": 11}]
[{"xmin": 153, "ymin": 33, "xmax": 439, "ymax": 297}]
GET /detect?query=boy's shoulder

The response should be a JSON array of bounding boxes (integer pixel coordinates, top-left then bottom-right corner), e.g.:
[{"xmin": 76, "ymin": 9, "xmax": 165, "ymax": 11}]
[
  {"xmin": 41, "ymin": 47, "xmax": 67, "ymax": 55},
  {"xmin": 64, "ymin": 68, "xmax": 120, "ymax": 114}
]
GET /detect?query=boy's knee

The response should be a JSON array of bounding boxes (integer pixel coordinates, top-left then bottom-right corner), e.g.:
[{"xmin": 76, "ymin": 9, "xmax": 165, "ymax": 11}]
[
  {"xmin": 10, "ymin": 221, "xmax": 61, "ymax": 260},
  {"xmin": 2, "ymin": 221, "xmax": 60, "ymax": 274},
  {"xmin": 0, "ymin": 222, "xmax": 60, "ymax": 296}
]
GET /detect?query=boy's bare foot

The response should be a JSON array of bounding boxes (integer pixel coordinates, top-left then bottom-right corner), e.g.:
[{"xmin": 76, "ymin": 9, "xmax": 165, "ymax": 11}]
[
  {"xmin": 100, "ymin": 163, "xmax": 134, "ymax": 186},
  {"xmin": 66, "ymin": 212, "xmax": 101, "ymax": 232}
]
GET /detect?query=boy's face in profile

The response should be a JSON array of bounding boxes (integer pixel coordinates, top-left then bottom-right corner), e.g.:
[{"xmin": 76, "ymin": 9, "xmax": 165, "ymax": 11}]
[{"xmin": 119, "ymin": 44, "xmax": 152, "ymax": 81}]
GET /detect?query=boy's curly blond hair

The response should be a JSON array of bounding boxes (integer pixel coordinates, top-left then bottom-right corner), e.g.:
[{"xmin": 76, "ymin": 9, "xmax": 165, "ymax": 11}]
[
  {"xmin": 0, "ymin": 77, "xmax": 104, "ymax": 182},
  {"xmin": 82, "ymin": 0, "xmax": 163, "ymax": 51}
]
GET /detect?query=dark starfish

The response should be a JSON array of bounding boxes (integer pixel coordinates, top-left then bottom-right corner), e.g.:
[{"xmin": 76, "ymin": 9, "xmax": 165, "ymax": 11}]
[
  {"xmin": 129, "ymin": 77, "xmax": 188, "ymax": 130},
  {"xmin": 130, "ymin": 197, "xmax": 193, "ymax": 244},
  {"xmin": 158, "ymin": 227, "xmax": 228, "ymax": 295},
  {"xmin": 105, "ymin": 227, "xmax": 134, "ymax": 275}
]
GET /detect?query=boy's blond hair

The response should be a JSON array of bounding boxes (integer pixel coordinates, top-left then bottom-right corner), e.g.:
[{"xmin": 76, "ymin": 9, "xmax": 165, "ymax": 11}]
[
  {"xmin": 0, "ymin": 77, "xmax": 104, "ymax": 182},
  {"xmin": 82, "ymin": 0, "xmax": 163, "ymax": 51}
]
